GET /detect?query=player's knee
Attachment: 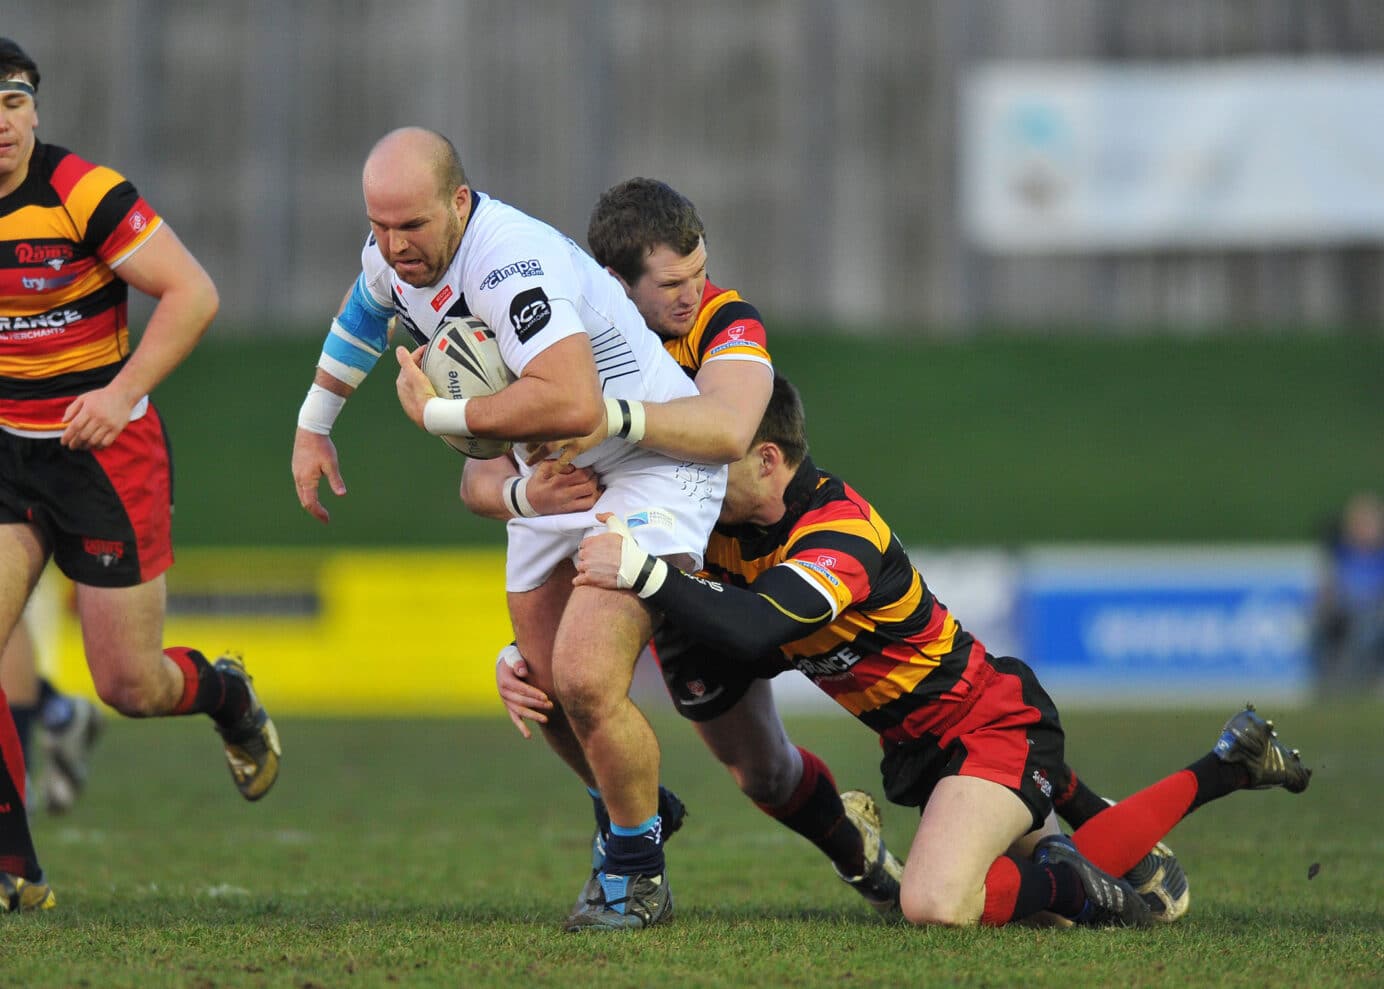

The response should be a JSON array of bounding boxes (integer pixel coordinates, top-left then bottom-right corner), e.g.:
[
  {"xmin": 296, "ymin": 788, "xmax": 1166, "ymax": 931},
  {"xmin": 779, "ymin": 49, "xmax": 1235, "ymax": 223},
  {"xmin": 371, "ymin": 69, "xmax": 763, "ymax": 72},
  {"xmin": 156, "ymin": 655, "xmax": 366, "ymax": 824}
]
[
  {"xmin": 726, "ymin": 752, "xmax": 799, "ymax": 806},
  {"xmin": 90, "ymin": 664, "xmax": 164, "ymax": 717},
  {"xmin": 900, "ymin": 883, "xmax": 981, "ymax": 928},
  {"xmin": 551, "ymin": 672, "xmax": 616, "ymax": 730}
]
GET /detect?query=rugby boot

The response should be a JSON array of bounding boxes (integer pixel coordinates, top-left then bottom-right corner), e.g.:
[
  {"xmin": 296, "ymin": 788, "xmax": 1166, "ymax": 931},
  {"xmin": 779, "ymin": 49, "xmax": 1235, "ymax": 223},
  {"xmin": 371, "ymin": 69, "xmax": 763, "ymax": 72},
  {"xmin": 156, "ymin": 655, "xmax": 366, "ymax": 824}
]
[
  {"xmin": 212, "ymin": 653, "xmax": 282, "ymax": 801},
  {"xmin": 1, "ymin": 872, "xmax": 56, "ymax": 912},
  {"xmin": 39, "ymin": 695, "xmax": 104, "ymax": 815},
  {"xmin": 572, "ymin": 785, "xmax": 687, "ymax": 914},
  {"xmin": 1034, "ymin": 834, "xmax": 1153, "ymax": 928},
  {"xmin": 1213, "ymin": 704, "xmax": 1311, "ymax": 793},
  {"xmin": 834, "ymin": 789, "xmax": 904, "ymax": 914},
  {"xmin": 565, "ymin": 872, "xmax": 673, "ymax": 931},
  {"xmin": 1124, "ymin": 841, "xmax": 1191, "ymax": 922},
  {"xmin": 1104, "ymin": 798, "xmax": 1190, "ymax": 923}
]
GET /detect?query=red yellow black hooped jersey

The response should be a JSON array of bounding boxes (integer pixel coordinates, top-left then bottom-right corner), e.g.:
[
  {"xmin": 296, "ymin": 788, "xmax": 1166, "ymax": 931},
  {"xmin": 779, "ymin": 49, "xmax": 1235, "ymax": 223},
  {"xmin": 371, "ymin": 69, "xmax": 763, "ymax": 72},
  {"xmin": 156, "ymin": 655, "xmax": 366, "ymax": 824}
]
[
  {"xmin": 661, "ymin": 279, "xmax": 772, "ymax": 377},
  {"xmin": 702, "ymin": 460, "xmax": 990, "ymax": 746},
  {"xmin": 0, "ymin": 141, "xmax": 162, "ymax": 431}
]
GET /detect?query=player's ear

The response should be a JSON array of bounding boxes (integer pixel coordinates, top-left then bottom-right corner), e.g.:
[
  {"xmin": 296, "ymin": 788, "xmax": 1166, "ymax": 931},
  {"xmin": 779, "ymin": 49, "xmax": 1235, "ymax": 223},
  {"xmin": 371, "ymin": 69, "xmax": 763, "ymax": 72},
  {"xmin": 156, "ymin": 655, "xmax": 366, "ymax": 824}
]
[{"xmin": 452, "ymin": 184, "xmax": 470, "ymax": 215}]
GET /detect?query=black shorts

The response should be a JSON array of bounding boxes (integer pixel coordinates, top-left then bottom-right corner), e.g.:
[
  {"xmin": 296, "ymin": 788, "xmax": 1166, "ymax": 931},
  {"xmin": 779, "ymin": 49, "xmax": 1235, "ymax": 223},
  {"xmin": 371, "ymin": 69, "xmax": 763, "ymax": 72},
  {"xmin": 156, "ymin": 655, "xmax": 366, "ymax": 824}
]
[
  {"xmin": 652, "ymin": 622, "xmax": 790, "ymax": 722},
  {"xmin": 878, "ymin": 655, "xmax": 1066, "ymax": 832},
  {"xmin": 0, "ymin": 407, "xmax": 175, "ymax": 587}
]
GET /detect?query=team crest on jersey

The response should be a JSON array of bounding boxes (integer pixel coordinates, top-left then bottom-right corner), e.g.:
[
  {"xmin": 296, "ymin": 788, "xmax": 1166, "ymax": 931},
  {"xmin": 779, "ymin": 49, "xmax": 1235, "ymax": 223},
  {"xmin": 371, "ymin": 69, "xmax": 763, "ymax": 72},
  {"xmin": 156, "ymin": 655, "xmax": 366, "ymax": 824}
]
[
  {"xmin": 509, "ymin": 287, "xmax": 551, "ymax": 343},
  {"xmin": 685, "ymin": 679, "xmax": 707, "ymax": 698},
  {"xmin": 14, "ymin": 243, "xmax": 73, "ymax": 268}
]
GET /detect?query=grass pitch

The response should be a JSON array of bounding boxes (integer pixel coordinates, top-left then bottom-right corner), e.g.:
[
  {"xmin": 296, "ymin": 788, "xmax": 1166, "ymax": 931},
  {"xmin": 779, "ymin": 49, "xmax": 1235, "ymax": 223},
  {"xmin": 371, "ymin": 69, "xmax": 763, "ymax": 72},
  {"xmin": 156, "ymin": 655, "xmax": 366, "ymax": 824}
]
[{"xmin": 5, "ymin": 701, "xmax": 1381, "ymax": 988}]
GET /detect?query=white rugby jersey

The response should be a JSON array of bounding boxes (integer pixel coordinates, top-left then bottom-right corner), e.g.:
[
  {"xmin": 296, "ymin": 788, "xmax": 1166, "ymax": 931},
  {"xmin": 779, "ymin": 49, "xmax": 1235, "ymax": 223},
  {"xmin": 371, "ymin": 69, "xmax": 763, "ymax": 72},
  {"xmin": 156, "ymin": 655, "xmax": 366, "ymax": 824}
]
[{"xmin": 357, "ymin": 193, "xmax": 697, "ymax": 470}]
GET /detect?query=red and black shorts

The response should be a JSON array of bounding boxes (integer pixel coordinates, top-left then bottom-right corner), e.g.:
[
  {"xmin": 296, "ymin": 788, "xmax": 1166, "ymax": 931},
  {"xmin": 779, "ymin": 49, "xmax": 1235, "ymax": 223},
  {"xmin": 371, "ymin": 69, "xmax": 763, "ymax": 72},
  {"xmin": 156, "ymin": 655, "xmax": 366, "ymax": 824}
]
[
  {"xmin": 651, "ymin": 622, "xmax": 789, "ymax": 722},
  {"xmin": 0, "ymin": 406, "xmax": 175, "ymax": 587},
  {"xmin": 879, "ymin": 654, "xmax": 1066, "ymax": 831}
]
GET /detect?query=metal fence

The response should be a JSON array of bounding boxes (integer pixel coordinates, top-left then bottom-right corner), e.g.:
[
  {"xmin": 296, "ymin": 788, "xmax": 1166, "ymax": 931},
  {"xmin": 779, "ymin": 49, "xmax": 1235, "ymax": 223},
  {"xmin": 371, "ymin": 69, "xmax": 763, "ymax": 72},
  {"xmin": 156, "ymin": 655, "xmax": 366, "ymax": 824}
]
[{"xmin": 10, "ymin": 0, "xmax": 1384, "ymax": 333}]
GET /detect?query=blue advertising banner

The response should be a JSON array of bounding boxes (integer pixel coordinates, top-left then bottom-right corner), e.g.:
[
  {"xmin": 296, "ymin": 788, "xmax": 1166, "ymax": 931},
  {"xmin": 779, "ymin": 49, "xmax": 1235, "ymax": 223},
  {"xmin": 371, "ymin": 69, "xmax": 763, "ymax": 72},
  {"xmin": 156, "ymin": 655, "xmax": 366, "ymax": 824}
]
[{"xmin": 1018, "ymin": 547, "xmax": 1316, "ymax": 704}]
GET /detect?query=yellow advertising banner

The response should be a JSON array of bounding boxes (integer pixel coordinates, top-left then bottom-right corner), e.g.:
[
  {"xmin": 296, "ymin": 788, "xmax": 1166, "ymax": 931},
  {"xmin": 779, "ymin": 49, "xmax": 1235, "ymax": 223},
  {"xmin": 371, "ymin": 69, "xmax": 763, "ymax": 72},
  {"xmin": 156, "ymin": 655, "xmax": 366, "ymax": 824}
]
[{"xmin": 34, "ymin": 548, "xmax": 515, "ymax": 716}]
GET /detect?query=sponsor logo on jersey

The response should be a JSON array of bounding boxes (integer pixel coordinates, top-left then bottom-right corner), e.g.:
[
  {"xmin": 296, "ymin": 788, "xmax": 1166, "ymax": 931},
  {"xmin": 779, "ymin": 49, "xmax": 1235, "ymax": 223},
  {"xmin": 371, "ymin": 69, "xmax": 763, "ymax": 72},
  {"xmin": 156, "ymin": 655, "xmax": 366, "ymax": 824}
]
[
  {"xmin": 1031, "ymin": 769, "xmax": 1053, "ymax": 799},
  {"xmin": 726, "ymin": 322, "xmax": 746, "ymax": 339},
  {"xmin": 14, "ymin": 243, "xmax": 73, "ymax": 268},
  {"xmin": 128, "ymin": 210, "xmax": 148, "ymax": 233},
  {"xmin": 0, "ymin": 309, "xmax": 81, "ymax": 334},
  {"xmin": 20, "ymin": 273, "xmax": 76, "ymax": 292},
  {"xmin": 480, "ymin": 258, "xmax": 543, "ymax": 290},
  {"xmin": 509, "ymin": 286, "xmax": 551, "ymax": 343},
  {"xmin": 795, "ymin": 644, "xmax": 863, "ymax": 679},
  {"xmin": 792, "ymin": 559, "xmax": 842, "ymax": 588},
  {"xmin": 686, "ymin": 679, "xmax": 707, "ymax": 698},
  {"xmin": 430, "ymin": 285, "xmax": 454, "ymax": 311},
  {"xmin": 815, "ymin": 555, "xmax": 837, "ymax": 569},
  {"xmin": 625, "ymin": 508, "xmax": 675, "ymax": 532},
  {"xmin": 82, "ymin": 537, "xmax": 126, "ymax": 567}
]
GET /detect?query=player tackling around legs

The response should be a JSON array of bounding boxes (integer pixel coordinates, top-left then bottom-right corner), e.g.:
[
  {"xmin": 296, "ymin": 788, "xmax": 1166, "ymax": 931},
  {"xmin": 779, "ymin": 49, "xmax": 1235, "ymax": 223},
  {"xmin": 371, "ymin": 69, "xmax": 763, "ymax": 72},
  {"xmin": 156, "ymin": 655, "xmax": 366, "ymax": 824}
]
[{"xmin": 574, "ymin": 374, "xmax": 1311, "ymax": 927}]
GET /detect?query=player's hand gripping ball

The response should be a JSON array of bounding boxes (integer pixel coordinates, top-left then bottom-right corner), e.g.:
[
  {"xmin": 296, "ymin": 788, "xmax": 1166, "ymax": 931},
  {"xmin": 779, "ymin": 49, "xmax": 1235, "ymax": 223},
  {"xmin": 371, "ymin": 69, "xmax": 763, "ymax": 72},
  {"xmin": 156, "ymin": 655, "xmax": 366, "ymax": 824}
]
[{"xmin": 421, "ymin": 316, "xmax": 516, "ymax": 459}]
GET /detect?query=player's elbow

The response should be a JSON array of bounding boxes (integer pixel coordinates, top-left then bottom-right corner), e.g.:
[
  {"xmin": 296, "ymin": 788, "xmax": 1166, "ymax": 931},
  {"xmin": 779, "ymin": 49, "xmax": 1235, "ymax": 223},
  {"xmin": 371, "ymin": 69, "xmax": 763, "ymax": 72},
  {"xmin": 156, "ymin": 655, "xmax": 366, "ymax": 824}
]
[
  {"xmin": 705, "ymin": 426, "xmax": 757, "ymax": 464},
  {"xmin": 185, "ymin": 271, "xmax": 220, "ymax": 334},
  {"xmin": 555, "ymin": 392, "xmax": 604, "ymax": 438}
]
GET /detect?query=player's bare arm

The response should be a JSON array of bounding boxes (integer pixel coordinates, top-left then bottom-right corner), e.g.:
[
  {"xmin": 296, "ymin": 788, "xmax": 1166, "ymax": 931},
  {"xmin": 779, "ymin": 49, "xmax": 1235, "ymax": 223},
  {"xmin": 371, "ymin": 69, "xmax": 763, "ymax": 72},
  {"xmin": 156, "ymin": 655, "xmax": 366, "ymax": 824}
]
[
  {"xmin": 459, "ymin": 455, "xmax": 602, "ymax": 522},
  {"xmin": 292, "ymin": 285, "xmax": 375, "ymax": 523},
  {"xmin": 292, "ymin": 369, "xmax": 357, "ymax": 524},
  {"xmin": 636, "ymin": 359, "xmax": 773, "ymax": 463},
  {"xmin": 536, "ymin": 359, "xmax": 773, "ymax": 469},
  {"xmin": 396, "ymin": 332, "xmax": 604, "ymax": 442},
  {"xmin": 61, "ymin": 225, "xmax": 218, "ymax": 451}
]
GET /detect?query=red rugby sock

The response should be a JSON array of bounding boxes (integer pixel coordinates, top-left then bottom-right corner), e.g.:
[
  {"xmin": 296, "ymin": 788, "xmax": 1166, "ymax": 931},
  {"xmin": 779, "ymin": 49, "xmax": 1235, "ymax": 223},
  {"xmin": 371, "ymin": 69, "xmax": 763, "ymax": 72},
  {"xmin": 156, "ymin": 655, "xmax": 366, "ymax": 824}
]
[
  {"xmin": 757, "ymin": 747, "xmax": 863, "ymax": 876},
  {"xmin": 1071, "ymin": 769, "xmax": 1198, "ymax": 877},
  {"xmin": 0, "ymin": 686, "xmax": 41, "ymax": 880},
  {"xmin": 165, "ymin": 647, "xmax": 248, "ymax": 725},
  {"xmin": 981, "ymin": 854, "xmax": 1086, "ymax": 925}
]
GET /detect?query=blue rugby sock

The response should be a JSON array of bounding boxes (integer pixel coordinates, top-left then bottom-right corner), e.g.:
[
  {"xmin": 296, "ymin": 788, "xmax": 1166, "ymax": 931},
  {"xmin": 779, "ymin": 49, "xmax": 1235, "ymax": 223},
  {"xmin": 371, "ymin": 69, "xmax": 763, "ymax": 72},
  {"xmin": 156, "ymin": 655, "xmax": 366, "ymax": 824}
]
[{"xmin": 603, "ymin": 814, "xmax": 665, "ymax": 878}]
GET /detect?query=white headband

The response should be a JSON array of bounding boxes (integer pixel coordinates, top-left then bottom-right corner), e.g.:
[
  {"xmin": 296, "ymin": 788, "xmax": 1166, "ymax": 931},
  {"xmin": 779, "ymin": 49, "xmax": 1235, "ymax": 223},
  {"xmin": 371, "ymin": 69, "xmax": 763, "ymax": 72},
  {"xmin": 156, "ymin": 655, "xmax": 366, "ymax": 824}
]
[{"xmin": 0, "ymin": 78, "xmax": 36, "ymax": 97}]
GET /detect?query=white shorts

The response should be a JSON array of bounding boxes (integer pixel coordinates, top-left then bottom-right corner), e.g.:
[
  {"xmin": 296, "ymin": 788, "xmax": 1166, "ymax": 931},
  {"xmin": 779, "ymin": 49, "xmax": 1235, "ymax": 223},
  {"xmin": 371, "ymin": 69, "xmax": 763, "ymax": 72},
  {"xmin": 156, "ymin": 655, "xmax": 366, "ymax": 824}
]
[{"xmin": 505, "ymin": 451, "xmax": 726, "ymax": 593}]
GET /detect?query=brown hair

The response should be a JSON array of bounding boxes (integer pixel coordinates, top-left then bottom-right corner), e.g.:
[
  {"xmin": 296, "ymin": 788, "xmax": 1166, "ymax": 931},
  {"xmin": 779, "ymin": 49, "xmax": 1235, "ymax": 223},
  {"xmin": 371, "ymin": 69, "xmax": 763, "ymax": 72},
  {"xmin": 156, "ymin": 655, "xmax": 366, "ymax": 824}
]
[
  {"xmin": 753, "ymin": 375, "xmax": 809, "ymax": 467},
  {"xmin": 588, "ymin": 178, "xmax": 704, "ymax": 285}
]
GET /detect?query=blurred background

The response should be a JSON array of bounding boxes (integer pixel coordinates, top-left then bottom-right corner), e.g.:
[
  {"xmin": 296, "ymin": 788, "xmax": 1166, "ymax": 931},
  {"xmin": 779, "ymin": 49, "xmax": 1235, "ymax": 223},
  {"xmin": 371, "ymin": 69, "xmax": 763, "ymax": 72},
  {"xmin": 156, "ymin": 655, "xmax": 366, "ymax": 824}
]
[{"xmin": 8, "ymin": 1, "xmax": 1383, "ymax": 711}]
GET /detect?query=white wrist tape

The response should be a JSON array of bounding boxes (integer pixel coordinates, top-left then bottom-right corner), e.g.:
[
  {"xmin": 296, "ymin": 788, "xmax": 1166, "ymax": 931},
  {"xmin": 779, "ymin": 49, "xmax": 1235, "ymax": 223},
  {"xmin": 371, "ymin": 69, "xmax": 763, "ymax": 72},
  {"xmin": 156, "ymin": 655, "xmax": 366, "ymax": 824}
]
[
  {"xmin": 497, "ymin": 642, "xmax": 524, "ymax": 671},
  {"xmin": 605, "ymin": 514, "xmax": 667, "ymax": 598},
  {"xmin": 423, "ymin": 396, "xmax": 473, "ymax": 437},
  {"xmin": 503, "ymin": 475, "xmax": 539, "ymax": 518},
  {"xmin": 604, "ymin": 397, "xmax": 646, "ymax": 444},
  {"xmin": 297, "ymin": 383, "xmax": 347, "ymax": 435}
]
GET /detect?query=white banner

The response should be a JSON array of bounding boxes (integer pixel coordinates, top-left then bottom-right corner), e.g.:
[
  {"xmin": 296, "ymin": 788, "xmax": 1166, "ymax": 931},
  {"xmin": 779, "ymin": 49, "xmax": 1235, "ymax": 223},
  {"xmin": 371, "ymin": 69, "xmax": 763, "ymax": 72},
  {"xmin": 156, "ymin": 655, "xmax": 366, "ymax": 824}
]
[{"xmin": 962, "ymin": 59, "xmax": 1384, "ymax": 251}]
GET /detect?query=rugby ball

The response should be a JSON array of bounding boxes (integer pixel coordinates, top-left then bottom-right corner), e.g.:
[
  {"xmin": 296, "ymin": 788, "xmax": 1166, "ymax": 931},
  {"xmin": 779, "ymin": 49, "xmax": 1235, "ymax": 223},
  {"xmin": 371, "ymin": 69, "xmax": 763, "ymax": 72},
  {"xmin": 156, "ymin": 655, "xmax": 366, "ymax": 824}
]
[{"xmin": 421, "ymin": 316, "xmax": 515, "ymax": 459}]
